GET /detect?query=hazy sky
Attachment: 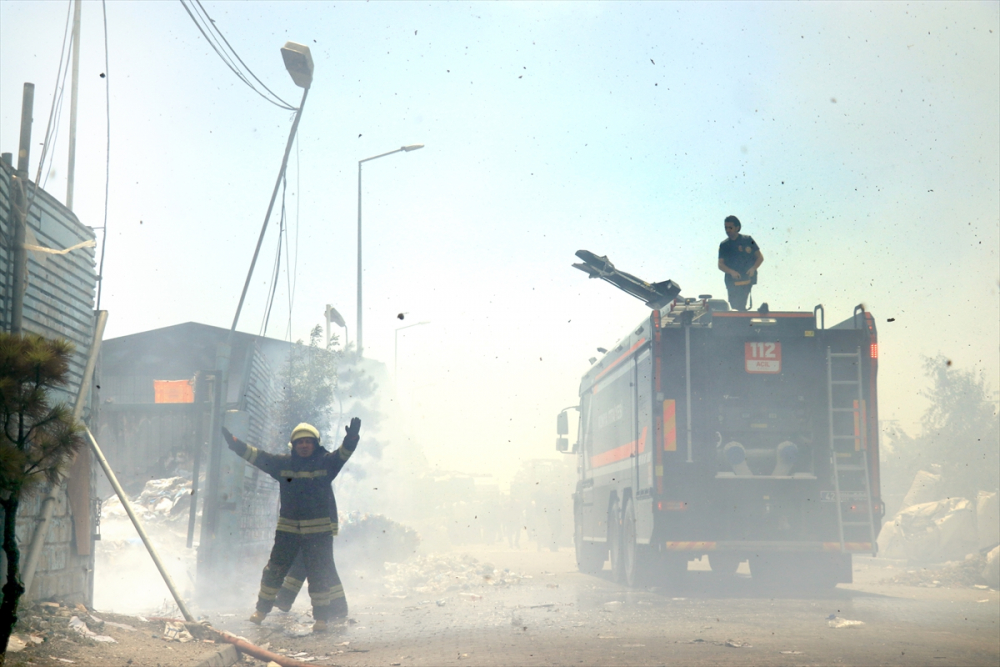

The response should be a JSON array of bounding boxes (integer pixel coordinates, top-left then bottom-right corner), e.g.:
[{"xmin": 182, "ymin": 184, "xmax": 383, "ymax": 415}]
[{"xmin": 2, "ymin": 1, "xmax": 997, "ymax": 482}]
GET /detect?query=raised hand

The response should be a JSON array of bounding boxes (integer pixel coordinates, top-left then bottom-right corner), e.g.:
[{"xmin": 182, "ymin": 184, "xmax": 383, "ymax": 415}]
[{"xmin": 345, "ymin": 417, "xmax": 361, "ymax": 440}]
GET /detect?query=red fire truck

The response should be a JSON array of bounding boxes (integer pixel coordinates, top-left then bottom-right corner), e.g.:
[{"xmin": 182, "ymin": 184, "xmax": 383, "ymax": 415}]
[{"xmin": 557, "ymin": 252, "xmax": 882, "ymax": 587}]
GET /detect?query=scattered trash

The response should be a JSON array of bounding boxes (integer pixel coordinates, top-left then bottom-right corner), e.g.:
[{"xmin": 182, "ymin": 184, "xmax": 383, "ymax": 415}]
[
  {"xmin": 725, "ymin": 639, "xmax": 752, "ymax": 648},
  {"xmin": 285, "ymin": 623, "xmax": 314, "ymax": 637},
  {"xmin": 828, "ymin": 616, "xmax": 865, "ymax": 629},
  {"xmin": 436, "ymin": 599, "xmax": 447, "ymax": 606},
  {"xmin": 6, "ymin": 635, "xmax": 26, "ymax": 652},
  {"xmin": 603, "ymin": 601, "xmax": 623, "ymax": 611},
  {"xmin": 162, "ymin": 621, "xmax": 194, "ymax": 642},
  {"xmin": 780, "ymin": 650, "xmax": 804, "ymax": 654},
  {"xmin": 68, "ymin": 616, "xmax": 117, "ymax": 643},
  {"xmin": 383, "ymin": 553, "xmax": 524, "ymax": 597}
]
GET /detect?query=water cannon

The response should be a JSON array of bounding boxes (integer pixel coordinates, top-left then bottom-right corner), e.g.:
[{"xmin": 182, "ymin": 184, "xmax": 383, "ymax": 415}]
[{"xmin": 572, "ymin": 250, "xmax": 681, "ymax": 309}]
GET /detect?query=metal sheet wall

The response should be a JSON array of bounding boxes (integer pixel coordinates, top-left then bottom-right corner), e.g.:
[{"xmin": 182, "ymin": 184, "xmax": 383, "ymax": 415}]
[{"xmin": 1, "ymin": 160, "xmax": 98, "ymax": 604}]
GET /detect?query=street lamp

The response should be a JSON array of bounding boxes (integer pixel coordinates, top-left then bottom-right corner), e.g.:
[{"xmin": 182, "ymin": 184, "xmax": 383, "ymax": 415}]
[
  {"xmin": 395, "ymin": 320, "xmax": 430, "ymax": 377},
  {"xmin": 325, "ymin": 304, "xmax": 348, "ymax": 350},
  {"xmin": 357, "ymin": 143, "xmax": 424, "ymax": 357}
]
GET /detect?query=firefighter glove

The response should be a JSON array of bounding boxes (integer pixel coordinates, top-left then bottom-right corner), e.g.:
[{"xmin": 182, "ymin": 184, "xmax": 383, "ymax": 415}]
[
  {"xmin": 344, "ymin": 417, "xmax": 361, "ymax": 446},
  {"xmin": 221, "ymin": 426, "xmax": 245, "ymax": 451}
]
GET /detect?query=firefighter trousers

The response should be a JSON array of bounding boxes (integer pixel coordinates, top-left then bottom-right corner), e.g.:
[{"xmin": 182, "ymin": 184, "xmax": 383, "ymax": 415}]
[
  {"xmin": 274, "ymin": 542, "xmax": 347, "ymax": 618},
  {"xmin": 255, "ymin": 530, "xmax": 337, "ymax": 621}
]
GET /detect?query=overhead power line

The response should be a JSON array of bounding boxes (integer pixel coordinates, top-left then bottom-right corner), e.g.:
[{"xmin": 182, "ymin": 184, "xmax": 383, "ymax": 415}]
[
  {"xmin": 178, "ymin": 0, "xmax": 297, "ymax": 111},
  {"xmin": 95, "ymin": 0, "xmax": 111, "ymax": 310}
]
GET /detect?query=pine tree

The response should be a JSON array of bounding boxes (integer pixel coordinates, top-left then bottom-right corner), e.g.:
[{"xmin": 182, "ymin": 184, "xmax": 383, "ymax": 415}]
[{"xmin": 0, "ymin": 333, "xmax": 83, "ymax": 660}]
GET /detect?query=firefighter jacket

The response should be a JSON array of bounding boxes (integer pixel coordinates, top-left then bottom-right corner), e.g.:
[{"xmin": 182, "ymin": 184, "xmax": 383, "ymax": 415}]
[{"xmin": 227, "ymin": 434, "xmax": 357, "ymax": 535}]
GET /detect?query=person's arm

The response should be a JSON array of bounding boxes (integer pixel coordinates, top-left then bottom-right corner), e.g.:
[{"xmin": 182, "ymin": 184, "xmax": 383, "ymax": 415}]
[
  {"xmin": 747, "ymin": 250, "xmax": 764, "ymax": 278},
  {"xmin": 718, "ymin": 257, "xmax": 740, "ymax": 279},
  {"xmin": 221, "ymin": 427, "xmax": 282, "ymax": 478},
  {"xmin": 326, "ymin": 417, "xmax": 361, "ymax": 478}
]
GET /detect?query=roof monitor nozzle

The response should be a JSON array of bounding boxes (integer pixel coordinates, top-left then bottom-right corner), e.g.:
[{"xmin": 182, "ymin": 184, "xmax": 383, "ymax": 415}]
[{"xmin": 572, "ymin": 250, "xmax": 681, "ymax": 309}]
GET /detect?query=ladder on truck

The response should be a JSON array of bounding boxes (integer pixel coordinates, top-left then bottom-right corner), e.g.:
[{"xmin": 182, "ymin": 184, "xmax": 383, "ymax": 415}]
[{"xmin": 826, "ymin": 347, "xmax": 877, "ymax": 556}]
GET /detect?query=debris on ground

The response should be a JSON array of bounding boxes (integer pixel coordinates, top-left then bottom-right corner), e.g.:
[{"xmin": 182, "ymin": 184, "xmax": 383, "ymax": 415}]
[
  {"xmin": 162, "ymin": 620, "xmax": 195, "ymax": 642},
  {"xmin": 725, "ymin": 639, "xmax": 752, "ymax": 647},
  {"xmin": 828, "ymin": 616, "xmax": 865, "ymax": 629},
  {"xmin": 880, "ymin": 552, "xmax": 993, "ymax": 588},
  {"xmin": 103, "ymin": 476, "xmax": 193, "ymax": 524},
  {"xmin": 984, "ymin": 546, "xmax": 1000, "ymax": 587},
  {"xmin": 382, "ymin": 553, "xmax": 524, "ymax": 597},
  {"xmin": 879, "ymin": 496, "xmax": 978, "ymax": 563}
]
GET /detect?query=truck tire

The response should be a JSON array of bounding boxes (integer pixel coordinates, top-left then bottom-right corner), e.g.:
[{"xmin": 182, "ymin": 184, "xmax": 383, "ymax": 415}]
[
  {"xmin": 708, "ymin": 553, "xmax": 742, "ymax": 577},
  {"xmin": 574, "ymin": 506, "xmax": 606, "ymax": 574},
  {"xmin": 608, "ymin": 498, "xmax": 624, "ymax": 583},
  {"xmin": 622, "ymin": 498, "xmax": 652, "ymax": 588}
]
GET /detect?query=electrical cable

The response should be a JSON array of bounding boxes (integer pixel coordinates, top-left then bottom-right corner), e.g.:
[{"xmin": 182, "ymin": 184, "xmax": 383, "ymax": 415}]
[
  {"xmin": 259, "ymin": 170, "xmax": 287, "ymax": 337},
  {"xmin": 178, "ymin": 0, "xmax": 296, "ymax": 111},
  {"xmin": 193, "ymin": 0, "xmax": 296, "ymax": 111},
  {"xmin": 23, "ymin": 0, "xmax": 73, "ymax": 221},
  {"xmin": 95, "ymin": 0, "xmax": 110, "ymax": 311},
  {"xmin": 285, "ymin": 133, "xmax": 300, "ymax": 342}
]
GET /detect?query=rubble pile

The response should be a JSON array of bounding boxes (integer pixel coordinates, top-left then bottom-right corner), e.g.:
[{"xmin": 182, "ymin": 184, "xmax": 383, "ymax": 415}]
[
  {"xmin": 8, "ymin": 602, "xmax": 117, "ymax": 653},
  {"xmin": 338, "ymin": 511, "xmax": 420, "ymax": 567},
  {"xmin": 102, "ymin": 476, "xmax": 193, "ymax": 524},
  {"xmin": 382, "ymin": 553, "xmax": 524, "ymax": 598},
  {"xmin": 880, "ymin": 552, "xmax": 995, "ymax": 588}
]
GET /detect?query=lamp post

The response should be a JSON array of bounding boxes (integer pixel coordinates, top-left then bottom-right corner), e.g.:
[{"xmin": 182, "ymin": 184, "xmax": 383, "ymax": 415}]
[
  {"xmin": 395, "ymin": 320, "xmax": 430, "ymax": 378},
  {"xmin": 200, "ymin": 42, "xmax": 314, "ymax": 596},
  {"xmin": 325, "ymin": 304, "xmax": 348, "ymax": 350},
  {"xmin": 357, "ymin": 143, "xmax": 424, "ymax": 357}
]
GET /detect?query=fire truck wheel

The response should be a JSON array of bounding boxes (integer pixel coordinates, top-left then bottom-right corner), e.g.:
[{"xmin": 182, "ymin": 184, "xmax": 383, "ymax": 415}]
[
  {"xmin": 608, "ymin": 498, "xmax": 625, "ymax": 583},
  {"xmin": 574, "ymin": 506, "xmax": 606, "ymax": 574},
  {"xmin": 622, "ymin": 498, "xmax": 651, "ymax": 588}
]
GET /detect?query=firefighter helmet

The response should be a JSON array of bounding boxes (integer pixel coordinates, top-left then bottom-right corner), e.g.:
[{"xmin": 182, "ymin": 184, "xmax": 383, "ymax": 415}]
[{"xmin": 290, "ymin": 422, "xmax": 321, "ymax": 445}]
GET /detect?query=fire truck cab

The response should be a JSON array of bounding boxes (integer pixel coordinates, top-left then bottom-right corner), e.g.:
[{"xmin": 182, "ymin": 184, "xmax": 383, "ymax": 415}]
[{"xmin": 559, "ymin": 297, "xmax": 882, "ymax": 588}]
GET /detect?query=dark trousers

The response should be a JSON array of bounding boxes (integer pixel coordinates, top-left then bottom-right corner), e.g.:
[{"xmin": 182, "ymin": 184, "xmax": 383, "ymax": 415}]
[
  {"xmin": 274, "ymin": 543, "xmax": 348, "ymax": 618},
  {"xmin": 726, "ymin": 283, "xmax": 752, "ymax": 311},
  {"xmin": 256, "ymin": 531, "xmax": 337, "ymax": 621}
]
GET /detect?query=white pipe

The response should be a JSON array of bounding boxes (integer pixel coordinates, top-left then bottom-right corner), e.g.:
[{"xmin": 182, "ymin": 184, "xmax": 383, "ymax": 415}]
[
  {"xmin": 86, "ymin": 427, "xmax": 195, "ymax": 622},
  {"xmin": 22, "ymin": 310, "xmax": 107, "ymax": 595}
]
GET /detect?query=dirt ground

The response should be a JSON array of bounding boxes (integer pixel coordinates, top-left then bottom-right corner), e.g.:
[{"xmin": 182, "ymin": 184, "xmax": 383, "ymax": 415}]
[{"xmin": 6, "ymin": 546, "xmax": 999, "ymax": 666}]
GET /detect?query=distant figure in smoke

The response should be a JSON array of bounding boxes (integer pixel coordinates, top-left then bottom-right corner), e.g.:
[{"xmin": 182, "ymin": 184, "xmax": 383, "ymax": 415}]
[
  {"xmin": 717, "ymin": 215, "xmax": 764, "ymax": 311},
  {"xmin": 222, "ymin": 419, "xmax": 360, "ymax": 632}
]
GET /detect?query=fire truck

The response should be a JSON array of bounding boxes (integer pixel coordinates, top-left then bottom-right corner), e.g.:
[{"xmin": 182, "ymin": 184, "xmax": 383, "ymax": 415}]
[{"xmin": 556, "ymin": 251, "xmax": 882, "ymax": 587}]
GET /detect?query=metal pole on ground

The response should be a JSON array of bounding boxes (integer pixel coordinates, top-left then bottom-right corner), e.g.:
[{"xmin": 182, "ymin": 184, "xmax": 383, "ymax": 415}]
[{"xmin": 86, "ymin": 427, "xmax": 195, "ymax": 622}]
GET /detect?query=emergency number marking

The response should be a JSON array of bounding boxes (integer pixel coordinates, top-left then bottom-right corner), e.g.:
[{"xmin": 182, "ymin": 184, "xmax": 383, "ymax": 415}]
[{"xmin": 745, "ymin": 342, "xmax": 781, "ymax": 374}]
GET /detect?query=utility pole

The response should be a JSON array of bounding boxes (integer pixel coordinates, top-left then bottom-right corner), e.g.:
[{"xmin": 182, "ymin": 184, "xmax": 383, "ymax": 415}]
[
  {"xmin": 66, "ymin": 0, "xmax": 82, "ymax": 211},
  {"xmin": 198, "ymin": 43, "xmax": 314, "ymax": 595},
  {"xmin": 11, "ymin": 83, "xmax": 35, "ymax": 334}
]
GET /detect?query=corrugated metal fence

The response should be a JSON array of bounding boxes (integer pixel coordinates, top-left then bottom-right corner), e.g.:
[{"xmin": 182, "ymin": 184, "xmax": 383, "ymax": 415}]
[{"xmin": 1, "ymin": 160, "xmax": 98, "ymax": 603}]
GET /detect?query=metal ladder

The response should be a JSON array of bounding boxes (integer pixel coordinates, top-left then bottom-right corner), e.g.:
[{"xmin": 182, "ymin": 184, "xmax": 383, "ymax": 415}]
[{"xmin": 826, "ymin": 347, "xmax": 877, "ymax": 555}]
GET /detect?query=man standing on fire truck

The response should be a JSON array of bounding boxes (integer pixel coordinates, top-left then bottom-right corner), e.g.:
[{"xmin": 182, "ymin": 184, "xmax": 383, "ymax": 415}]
[
  {"xmin": 221, "ymin": 419, "xmax": 360, "ymax": 632},
  {"xmin": 717, "ymin": 215, "xmax": 764, "ymax": 311}
]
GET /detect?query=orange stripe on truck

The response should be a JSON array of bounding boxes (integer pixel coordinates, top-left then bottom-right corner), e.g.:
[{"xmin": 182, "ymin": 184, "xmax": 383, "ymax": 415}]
[
  {"xmin": 663, "ymin": 400, "xmax": 676, "ymax": 451},
  {"xmin": 664, "ymin": 541, "xmax": 716, "ymax": 551},
  {"xmin": 590, "ymin": 427, "xmax": 647, "ymax": 468}
]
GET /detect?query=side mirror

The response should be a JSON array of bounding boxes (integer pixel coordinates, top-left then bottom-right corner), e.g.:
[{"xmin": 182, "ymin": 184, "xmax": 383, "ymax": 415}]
[
  {"xmin": 556, "ymin": 411, "xmax": 569, "ymax": 435},
  {"xmin": 556, "ymin": 437, "xmax": 569, "ymax": 452}
]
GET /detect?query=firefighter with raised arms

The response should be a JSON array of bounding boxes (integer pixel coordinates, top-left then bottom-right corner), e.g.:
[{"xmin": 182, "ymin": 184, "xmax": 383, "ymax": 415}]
[{"xmin": 221, "ymin": 418, "xmax": 360, "ymax": 632}]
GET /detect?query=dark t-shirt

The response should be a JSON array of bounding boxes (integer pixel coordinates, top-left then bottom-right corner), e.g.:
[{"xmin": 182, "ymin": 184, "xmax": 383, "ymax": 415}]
[{"xmin": 718, "ymin": 234, "xmax": 760, "ymax": 286}]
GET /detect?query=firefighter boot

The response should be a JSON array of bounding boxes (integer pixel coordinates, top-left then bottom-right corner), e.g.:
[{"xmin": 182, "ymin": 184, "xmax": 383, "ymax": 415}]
[
  {"xmin": 248, "ymin": 610, "xmax": 266, "ymax": 625},
  {"xmin": 312, "ymin": 619, "xmax": 328, "ymax": 633}
]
